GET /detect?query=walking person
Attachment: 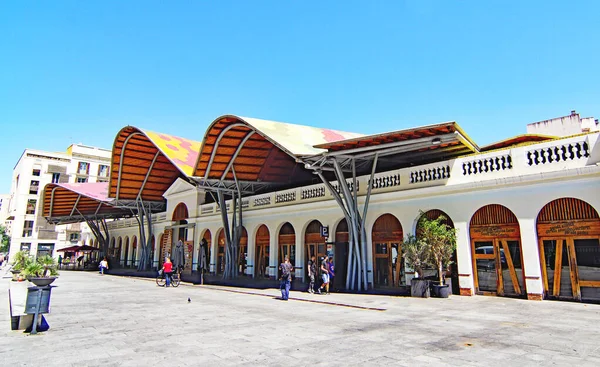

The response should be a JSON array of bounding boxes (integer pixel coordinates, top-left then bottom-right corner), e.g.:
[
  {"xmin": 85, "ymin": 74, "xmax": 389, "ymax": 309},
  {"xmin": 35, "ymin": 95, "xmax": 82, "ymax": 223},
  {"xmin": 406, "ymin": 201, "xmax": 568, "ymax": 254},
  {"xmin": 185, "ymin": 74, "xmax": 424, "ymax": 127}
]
[
  {"xmin": 57, "ymin": 254, "xmax": 62, "ymax": 269},
  {"xmin": 328, "ymin": 256, "xmax": 335, "ymax": 293},
  {"xmin": 279, "ymin": 256, "xmax": 293, "ymax": 301},
  {"xmin": 99, "ymin": 257, "xmax": 109, "ymax": 275},
  {"xmin": 162, "ymin": 257, "xmax": 173, "ymax": 287},
  {"xmin": 307, "ymin": 255, "xmax": 316, "ymax": 293},
  {"xmin": 317, "ymin": 256, "xmax": 329, "ymax": 295}
]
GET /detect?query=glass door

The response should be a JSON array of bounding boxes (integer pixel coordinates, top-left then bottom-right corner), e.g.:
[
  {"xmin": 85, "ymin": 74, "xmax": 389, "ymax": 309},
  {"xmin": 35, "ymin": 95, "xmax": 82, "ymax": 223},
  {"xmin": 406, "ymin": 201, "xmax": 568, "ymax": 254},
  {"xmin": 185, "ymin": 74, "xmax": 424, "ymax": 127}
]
[
  {"xmin": 373, "ymin": 242, "xmax": 402, "ymax": 287},
  {"xmin": 278, "ymin": 243, "xmax": 296, "ymax": 278},
  {"xmin": 255, "ymin": 244, "xmax": 270, "ymax": 278},
  {"xmin": 541, "ymin": 237, "xmax": 600, "ymax": 301},
  {"xmin": 473, "ymin": 241, "xmax": 496, "ymax": 293},
  {"xmin": 238, "ymin": 243, "xmax": 247, "ymax": 275},
  {"xmin": 473, "ymin": 239, "xmax": 525, "ymax": 296},
  {"xmin": 574, "ymin": 238, "xmax": 600, "ymax": 302}
]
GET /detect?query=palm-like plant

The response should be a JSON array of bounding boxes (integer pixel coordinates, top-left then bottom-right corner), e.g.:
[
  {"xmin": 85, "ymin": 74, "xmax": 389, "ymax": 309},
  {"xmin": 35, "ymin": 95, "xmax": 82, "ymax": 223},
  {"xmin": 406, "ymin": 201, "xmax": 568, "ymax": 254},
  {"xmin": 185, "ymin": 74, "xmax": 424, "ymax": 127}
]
[
  {"xmin": 11, "ymin": 251, "xmax": 31, "ymax": 272},
  {"xmin": 21, "ymin": 255, "xmax": 59, "ymax": 278}
]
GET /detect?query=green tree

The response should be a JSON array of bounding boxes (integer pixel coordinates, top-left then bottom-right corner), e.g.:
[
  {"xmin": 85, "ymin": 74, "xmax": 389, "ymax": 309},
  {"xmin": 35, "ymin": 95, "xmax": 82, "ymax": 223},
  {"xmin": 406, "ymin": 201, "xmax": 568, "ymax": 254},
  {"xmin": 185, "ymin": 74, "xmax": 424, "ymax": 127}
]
[
  {"xmin": 0, "ymin": 225, "xmax": 10, "ymax": 253},
  {"xmin": 418, "ymin": 212, "xmax": 457, "ymax": 284}
]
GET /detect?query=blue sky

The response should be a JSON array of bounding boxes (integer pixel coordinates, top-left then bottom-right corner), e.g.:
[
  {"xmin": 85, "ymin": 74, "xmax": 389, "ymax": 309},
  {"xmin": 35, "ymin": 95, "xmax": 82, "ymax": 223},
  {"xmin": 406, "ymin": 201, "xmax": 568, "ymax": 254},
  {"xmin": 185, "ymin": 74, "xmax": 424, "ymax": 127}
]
[{"xmin": 1, "ymin": 1, "xmax": 599, "ymax": 193}]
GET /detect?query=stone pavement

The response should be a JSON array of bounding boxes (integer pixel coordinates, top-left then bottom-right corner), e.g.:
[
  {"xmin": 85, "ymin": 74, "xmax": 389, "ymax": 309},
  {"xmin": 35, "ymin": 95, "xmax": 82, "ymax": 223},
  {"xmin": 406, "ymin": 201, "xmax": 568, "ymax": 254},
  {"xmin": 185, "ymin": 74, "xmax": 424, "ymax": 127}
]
[{"xmin": 1, "ymin": 270, "xmax": 600, "ymax": 366}]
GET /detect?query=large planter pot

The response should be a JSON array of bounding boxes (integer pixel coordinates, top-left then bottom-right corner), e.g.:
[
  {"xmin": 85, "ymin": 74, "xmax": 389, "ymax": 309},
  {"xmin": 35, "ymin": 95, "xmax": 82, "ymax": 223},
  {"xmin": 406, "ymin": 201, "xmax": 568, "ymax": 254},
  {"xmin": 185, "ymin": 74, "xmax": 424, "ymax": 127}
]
[
  {"xmin": 432, "ymin": 284, "xmax": 451, "ymax": 298},
  {"xmin": 411, "ymin": 278, "xmax": 430, "ymax": 298},
  {"xmin": 10, "ymin": 270, "xmax": 21, "ymax": 281},
  {"xmin": 27, "ymin": 277, "xmax": 57, "ymax": 287}
]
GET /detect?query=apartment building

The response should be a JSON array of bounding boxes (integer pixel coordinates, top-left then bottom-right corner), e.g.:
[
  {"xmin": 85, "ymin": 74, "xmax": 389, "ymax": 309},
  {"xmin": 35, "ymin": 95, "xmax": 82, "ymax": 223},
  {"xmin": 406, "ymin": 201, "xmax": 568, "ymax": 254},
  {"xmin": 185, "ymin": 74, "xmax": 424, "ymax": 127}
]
[{"xmin": 6, "ymin": 144, "xmax": 111, "ymax": 258}]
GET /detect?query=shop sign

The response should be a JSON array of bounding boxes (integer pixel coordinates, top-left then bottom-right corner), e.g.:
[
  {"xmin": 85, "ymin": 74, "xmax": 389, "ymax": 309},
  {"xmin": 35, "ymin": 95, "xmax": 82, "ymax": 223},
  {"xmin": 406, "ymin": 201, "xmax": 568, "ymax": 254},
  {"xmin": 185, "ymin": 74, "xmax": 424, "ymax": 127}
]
[
  {"xmin": 540, "ymin": 221, "xmax": 597, "ymax": 236},
  {"xmin": 471, "ymin": 225, "xmax": 518, "ymax": 238},
  {"xmin": 321, "ymin": 225, "xmax": 329, "ymax": 239}
]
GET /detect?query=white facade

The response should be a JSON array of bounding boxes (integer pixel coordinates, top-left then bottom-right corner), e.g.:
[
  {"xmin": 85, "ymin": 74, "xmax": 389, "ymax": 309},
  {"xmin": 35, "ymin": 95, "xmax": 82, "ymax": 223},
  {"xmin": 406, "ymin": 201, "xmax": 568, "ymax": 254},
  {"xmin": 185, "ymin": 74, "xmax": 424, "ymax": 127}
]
[
  {"xmin": 104, "ymin": 130, "xmax": 600, "ymax": 300},
  {"xmin": 527, "ymin": 110, "xmax": 599, "ymax": 137},
  {"xmin": 6, "ymin": 144, "xmax": 111, "ymax": 259}
]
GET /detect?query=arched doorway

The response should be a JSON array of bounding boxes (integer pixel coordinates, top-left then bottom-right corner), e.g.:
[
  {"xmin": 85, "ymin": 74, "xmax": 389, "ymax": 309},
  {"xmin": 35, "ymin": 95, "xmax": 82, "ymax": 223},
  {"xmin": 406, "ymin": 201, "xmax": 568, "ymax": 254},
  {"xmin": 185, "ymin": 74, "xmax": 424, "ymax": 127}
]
[
  {"xmin": 171, "ymin": 202, "xmax": 192, "ymax": 272},
  {"xmin": 217, "ymin": 229, "xmax": 225, "ymax": 275},
  {"xmin": 470, "ymin": 204, "xmax": 525, "ymax": 297},
  {"xmin": 334, "ymin": 219, "xmax": 349, "ymax": 291},
  {"xmin": 418, "ymin": 210, "xmax": 458, "ymax": 294},
  {"xmin": 305, "ymin": 220, "xmax": 326, "ymax": 273},
  {"xmin": 372, "ymin": 214, "xmax": 403, "ymax": 288},
  {"xmin": 255, "ymin": 225, "xmax": 270, "ymax": 278},
  {"xmin": 198, "ymin": 230, "xmax": 211, "ymax": 273},
  {"xmin": 123, "ymin": 237, "xmax": 130, "ymax": 267},
  {"xmin": 279, "ymin": 223, "xmax": 296, "ymax": 278},
  {"xmin": 537, "ymin": 198, "xmax": 600, "ymax": 302}
]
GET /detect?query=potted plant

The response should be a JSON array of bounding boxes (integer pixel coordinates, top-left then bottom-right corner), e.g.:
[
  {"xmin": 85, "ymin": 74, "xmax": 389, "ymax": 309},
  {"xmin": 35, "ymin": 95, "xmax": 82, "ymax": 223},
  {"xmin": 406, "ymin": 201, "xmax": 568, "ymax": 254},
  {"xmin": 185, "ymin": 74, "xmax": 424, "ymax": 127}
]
[
  {"xmin": 10, "ymin": 251, "xmax": 31, "ymax": 281},
  {"xmin": 418, "ymin": 212, "xmax": 457, "ymax": 298},
  {"xmin": 22, "ymin": 255, "xmax": 59, "ymax": 286},
  {"xmin": 402, "ymin": 233, "xmax": 431, "ymax": 298}
]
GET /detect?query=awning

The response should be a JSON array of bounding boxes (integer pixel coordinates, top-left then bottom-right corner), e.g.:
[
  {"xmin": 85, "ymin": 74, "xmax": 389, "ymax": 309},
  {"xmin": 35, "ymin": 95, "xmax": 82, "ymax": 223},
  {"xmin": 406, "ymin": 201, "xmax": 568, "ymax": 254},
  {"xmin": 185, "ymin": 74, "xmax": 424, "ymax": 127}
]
[
  {"xmin": 42, "ymin": 182, "xmax": 132, "ymax": 225},
  {"xmin": 57, "ymin": 245, "xmax": 82, "ymax": 252},
  {"xmin": 305, "ymin": 121, "xmax": 479, "ymax": 174}
]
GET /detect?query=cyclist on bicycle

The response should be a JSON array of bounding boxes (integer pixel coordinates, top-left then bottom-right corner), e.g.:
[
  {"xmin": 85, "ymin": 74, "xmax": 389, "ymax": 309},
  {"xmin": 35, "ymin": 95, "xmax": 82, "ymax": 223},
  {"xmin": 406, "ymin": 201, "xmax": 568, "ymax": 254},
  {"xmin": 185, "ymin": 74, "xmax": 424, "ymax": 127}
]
[{"xmin": 162, "ymin": 257, "xmax": 173, "ymax": 287}]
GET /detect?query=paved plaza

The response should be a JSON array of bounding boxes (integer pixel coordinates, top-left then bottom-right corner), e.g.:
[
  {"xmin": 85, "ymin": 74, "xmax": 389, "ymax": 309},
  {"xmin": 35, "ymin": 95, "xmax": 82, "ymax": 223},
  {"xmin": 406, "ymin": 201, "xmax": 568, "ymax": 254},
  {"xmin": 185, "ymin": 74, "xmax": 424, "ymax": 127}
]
[{"xmin": 1, "ymin": 270, "xmax": 600, "ymax": 366}]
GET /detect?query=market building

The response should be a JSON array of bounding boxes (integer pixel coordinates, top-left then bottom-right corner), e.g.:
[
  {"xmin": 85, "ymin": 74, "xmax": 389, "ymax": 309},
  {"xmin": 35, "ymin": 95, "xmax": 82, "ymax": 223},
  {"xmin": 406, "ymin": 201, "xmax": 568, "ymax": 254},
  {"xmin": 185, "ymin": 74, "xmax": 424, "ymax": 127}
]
[{"xmin": 42, "ymin": 112, "xmax": 600, "ymax": 302}]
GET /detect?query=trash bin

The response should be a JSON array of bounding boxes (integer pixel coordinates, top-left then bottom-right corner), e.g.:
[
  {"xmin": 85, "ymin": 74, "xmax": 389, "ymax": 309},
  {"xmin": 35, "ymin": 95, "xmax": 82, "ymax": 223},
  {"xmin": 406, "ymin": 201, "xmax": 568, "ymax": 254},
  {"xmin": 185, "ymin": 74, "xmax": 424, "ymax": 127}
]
[{"xmin": 9, "ymin": 282, "xmax": 53, "ymax": 334}]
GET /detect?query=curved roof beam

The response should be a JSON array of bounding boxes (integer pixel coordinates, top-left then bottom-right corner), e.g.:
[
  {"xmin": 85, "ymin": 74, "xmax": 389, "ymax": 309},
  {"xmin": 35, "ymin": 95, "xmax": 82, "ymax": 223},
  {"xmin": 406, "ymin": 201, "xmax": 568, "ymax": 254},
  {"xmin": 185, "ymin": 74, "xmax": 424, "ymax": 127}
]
[{"xmin": 110, "ymin": 126, "xmax": 201, "ymax": 202}]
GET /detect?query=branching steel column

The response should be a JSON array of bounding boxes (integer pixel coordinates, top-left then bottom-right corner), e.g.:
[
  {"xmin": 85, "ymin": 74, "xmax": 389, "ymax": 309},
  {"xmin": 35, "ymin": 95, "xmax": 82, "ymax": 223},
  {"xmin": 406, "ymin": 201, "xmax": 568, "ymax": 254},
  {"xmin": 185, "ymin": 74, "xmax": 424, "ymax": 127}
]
[
  {"xmin": 137, "ymin": 151, "xmax": 161, "ymax": 201},
  {"xmin": 333, "ymin": 159, "xmax": 364, "ymax": 291},
  {"xmin": 116, "ymin": 132, "xmax": 143, "ymax": 200},
  {"xmin": 70, "ymin": 195, "xmax": 81, "ymax": 217},
  {"xmin": 204, "ymin": 123, "xmax": 247, "ymax": 180},
  {"xmin": 313, "ymin": 170, "xmax": 354, "ymax": 289},
  {"xmin": 220, "ymin": 131, "xmax": 255, "ymax": 180}
]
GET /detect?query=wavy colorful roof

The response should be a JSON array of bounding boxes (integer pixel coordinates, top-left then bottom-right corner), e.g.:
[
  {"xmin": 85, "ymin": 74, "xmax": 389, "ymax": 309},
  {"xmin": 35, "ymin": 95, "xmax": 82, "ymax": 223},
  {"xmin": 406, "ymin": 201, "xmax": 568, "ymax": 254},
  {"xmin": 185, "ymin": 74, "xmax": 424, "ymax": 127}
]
[
  {"xmin": 194, "ymin": 115, "xmax": 363, "ymax": 182},
  {"xmin": 110, "ymin": 126, "xmax": 202, "ymax": 201}
]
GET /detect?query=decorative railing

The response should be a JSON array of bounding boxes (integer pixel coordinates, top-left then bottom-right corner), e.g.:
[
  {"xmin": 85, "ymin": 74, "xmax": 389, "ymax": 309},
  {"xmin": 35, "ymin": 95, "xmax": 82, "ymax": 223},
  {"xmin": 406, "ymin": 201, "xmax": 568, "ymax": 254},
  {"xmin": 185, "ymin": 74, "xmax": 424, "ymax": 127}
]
[
  {"xmin": 370, "ymin": 174, "xmax": 401, "ymax": 189},
  {"xmin": 275, "ymin": 191, "xmax": 296, "ymax": 204},
  {"xmin": 301, "ymin": 186, "xmax": 326, "ymax": 200},
  {"xmin": 526, "ymin": 141, "xmax": 589, "ymax": 166},
  {"xmin": 332, "ymin": 180, "xmax": 358, "ymax": 194},
  {"xmin": 409, "ymin": 165, "xmax": 450, "ymax": 184},
  {"xmin": 254, "ymin": 196, "xmax": 271, "ymax": 207},
  {"xmin": 462, "ymin": 154, "xmax": 512, "ymax": 175}
]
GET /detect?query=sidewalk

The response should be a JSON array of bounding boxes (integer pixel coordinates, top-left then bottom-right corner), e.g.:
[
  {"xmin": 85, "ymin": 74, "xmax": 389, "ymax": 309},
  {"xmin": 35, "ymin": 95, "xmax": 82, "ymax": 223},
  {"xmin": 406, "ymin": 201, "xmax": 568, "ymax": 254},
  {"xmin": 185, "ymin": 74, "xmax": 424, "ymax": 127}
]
[{"xmin": 2, "ymin": 271, "xmax": 600, "ymax": 366}]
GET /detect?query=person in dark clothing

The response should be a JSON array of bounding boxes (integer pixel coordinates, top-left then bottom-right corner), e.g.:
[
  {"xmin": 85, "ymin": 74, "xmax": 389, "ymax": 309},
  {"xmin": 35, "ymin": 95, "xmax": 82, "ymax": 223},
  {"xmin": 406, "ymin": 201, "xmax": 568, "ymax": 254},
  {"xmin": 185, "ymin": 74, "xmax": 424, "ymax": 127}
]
[
  {"xmin": 307, "ymin": 256, "xmax": 316, "ymax": 294},
  {"xmin": 172, "ymin": 240, "xmax": 185, "ymax": 271},
  {"xmin": 279, "ymin": 256, "xmax": 293, "ymax": 301},
  {"xmin": 328, "ymin": 256, "xmax": 335, "ymax": 293}
]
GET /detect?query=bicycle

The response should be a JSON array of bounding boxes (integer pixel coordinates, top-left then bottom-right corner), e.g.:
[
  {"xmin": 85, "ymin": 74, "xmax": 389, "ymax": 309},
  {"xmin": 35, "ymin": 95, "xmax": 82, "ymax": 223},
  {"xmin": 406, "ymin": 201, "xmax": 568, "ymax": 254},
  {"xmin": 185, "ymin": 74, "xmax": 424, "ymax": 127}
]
[{"xmin": 156, "ymin": 268, "xmax": 181, "ymax": 287}]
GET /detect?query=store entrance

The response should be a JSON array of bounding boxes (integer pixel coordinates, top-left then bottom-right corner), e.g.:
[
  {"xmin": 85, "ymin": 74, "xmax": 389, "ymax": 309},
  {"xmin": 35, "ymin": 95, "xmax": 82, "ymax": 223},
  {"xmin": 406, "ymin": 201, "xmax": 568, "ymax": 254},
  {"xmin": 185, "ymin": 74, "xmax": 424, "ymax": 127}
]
[
  {"xmin": 537, "ymin": 198, "xmax": 600, "ymax": 303},
  {"xmin": 373, "ymin": 242, "xmax": 402, "ymax": 287},
  {"xmin": 472, "ymin": 239, "xmax": 524, "ymax": 296}
]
